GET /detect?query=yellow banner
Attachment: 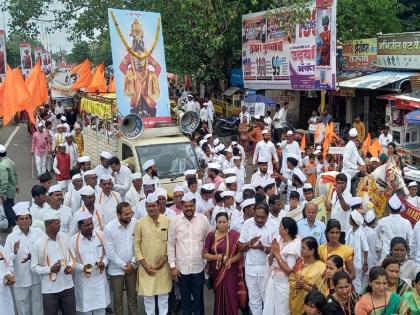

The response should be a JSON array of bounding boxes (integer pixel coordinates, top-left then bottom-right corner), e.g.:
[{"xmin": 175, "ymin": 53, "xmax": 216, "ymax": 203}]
[
  {"xmin": 286, "ymin": 195, "xmax": 328, "ymax": 224},
  {"xmin": 80, "ymin": 97, "xmax": 113, "ymax": 120}
]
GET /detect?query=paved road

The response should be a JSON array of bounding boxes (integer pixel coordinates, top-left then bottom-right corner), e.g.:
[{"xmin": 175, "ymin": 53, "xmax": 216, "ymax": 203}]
[{"xmin": 0, "ymin": 124, "xmax": 216, "ymax": 314}]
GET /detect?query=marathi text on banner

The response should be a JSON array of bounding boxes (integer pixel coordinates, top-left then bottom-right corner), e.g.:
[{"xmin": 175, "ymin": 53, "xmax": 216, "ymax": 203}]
[
  {"xmin": 0, "ymin": 30, "xmax": 6, "ymax": 77},
  {"xmin": 20, "ymin": 42, "xmax": 33, "ymax": 76},
  {"xmin": 242, "ymin": 0, "xmax": 336, "ymax": 91},
  {"xmin": 342, "ymin": 38, "xmax": 377, "ymax": 72},
  {"xmin": 108, "ymin": 8, "xmax": 171, "ymax": 127},
  {"xmin": 377, "ymin": 32, "xmax": 420, "ymax": 70}
]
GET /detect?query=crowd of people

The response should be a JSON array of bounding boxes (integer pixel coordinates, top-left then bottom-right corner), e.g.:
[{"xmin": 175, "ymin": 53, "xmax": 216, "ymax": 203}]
[{"xmin": 0, "ymin": 99, "xmax": 420, "ymax": 315}]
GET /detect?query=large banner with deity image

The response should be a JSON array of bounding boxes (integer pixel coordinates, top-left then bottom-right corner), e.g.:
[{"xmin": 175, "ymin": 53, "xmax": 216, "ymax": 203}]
[
  {"xmin": 242, "ymin": 0, "xmax": 336, "ymax": 90},
  {"xmin": 108, "ymin": 8, "xmax": 171, "ymax": 127}
]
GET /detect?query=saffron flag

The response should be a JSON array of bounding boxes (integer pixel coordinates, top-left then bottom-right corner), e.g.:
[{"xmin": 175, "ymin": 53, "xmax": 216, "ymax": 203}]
[
  {"xmin": 72, "ymin": 59, "xmax": 92, "ymax": 91},
  {"xmin": 108, "ymin": 76, "xmax": 116, "ymax": 93},
  {"xmin": 362, "ymin": 133, "xmax": 371, "ymax": 156},
  {"xmin": 87, "ymin": 64, "xmax": 107, "ymax": 93},
  {"xmin": 300, "ymin": 133, "xmax": 306, "ymax": 151},
  {"xmin": 369, "ymin": 139, "xmax": 383, "ymax": 158},
  {"xmin": 25, "ymin": 61, "xmax": 48, "ymax": 123}
]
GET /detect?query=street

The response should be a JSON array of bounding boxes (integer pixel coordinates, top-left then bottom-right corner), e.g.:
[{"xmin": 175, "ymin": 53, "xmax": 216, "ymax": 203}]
[{"xmin": 0, "ymin": 123, "xmax": 215, "ymax": 314}]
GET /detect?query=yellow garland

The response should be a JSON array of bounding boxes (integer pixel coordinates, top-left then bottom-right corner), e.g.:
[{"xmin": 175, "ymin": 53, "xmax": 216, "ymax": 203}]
[{"xmin": 110, "ymin": 10, "xmax": 160, "ymax": 61}]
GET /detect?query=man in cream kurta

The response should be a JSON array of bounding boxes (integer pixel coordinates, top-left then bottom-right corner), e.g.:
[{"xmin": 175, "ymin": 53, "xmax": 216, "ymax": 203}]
[{"xmin": 134, "ymin": 193, "xmax": 172, "ymax": 315}]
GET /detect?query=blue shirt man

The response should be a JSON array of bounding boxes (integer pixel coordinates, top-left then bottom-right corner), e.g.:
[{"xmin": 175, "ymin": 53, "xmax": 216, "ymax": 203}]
[{"xmin": 297, "ymin": 202, "xmax": 326, "ymax": 244}]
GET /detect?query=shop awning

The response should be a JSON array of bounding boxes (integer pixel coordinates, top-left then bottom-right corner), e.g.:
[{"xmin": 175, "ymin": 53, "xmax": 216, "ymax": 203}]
[
  {"xmin": 339, "ymin": 71, "xmax": 418, "ymax": 90},
  {"xmin": 223, "ymin": 86, "xmax": 243, "ymax": 97},
  {"xmin": 395, "ymin": 94, "xmax": 420, "ymax": 109}
]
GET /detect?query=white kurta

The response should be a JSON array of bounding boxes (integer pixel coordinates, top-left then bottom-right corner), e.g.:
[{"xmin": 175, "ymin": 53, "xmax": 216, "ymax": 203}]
[
  {"xmin": 407, "ymin": 195, "xmax": 420, "ymax": 207},
  {"xmin": 112, "ymin": 165, "xmax": 132, "ymax": 198},
  {"xmin": 280, "ymin": 141, "xmax": 302, "ymax": 175},
  {"xmin": 253, "ymin": 140, "xmax": 278, "ymax": 173},
  {"xmin": 64, "ymin": 188, "xmax": 82, "ymax": 213},
  {"xmin": 96, "ymin": 191, "xmax": 121, "ymax": 225},
  {"xmin": 69, "ymin": 230, "xmax": 110, "ymax": 312},
  {"xmin": 342, "ymin": 140, "xmax": 365, "ymax": 179},
  {"xmin": 94, "ymin": 164, "xmax": 112, "ymax": 181},
  {"xmin": 125, "ymin": 186, "xmax": 145, "ymax": 208},
  {"xmin": 42, "ymin": 205, "xmax": 73, "ymax": 234},
  {"xmin": 64, "ymin": 142, "xmax": 79, "ymax": 168},
  {"xmin": 377, "ymin": 214, "xmax": 413, "ymax": 258},
  {"xmin": 0, "ymin": 246, "xmax": 15, "ymax": 315},
  {"xmin": 70, "ymin": 205, "xmax": 106, "ymax": 235}
]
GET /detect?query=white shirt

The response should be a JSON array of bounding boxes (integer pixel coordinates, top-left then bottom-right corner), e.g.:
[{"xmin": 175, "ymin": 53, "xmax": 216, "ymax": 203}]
[
  {"xmin": 377, "ymin": 213, "xmax": 413, "ymax": 258},
  {"xmin": 346, "ymin": 227, "xmax": 369, "ymax": 270},
  {"xmin": 42, "ymin": 205, "xmax": 73, "ymax": 234},
  {"xmin": 234, "ymin": 165, "xmax": 246, "ymax": 190},
  {"xmin": 273, "ymin": 108, "xmax": 288, "ymax": 129},
  {"xmin": 64, "ymin": 142, "xmax": 79, "ymax": 168},
  {"xmin": 230, "ymin": 215, "xmax": 245, "ymax": 233},
  {"xmin": 264, "ymin": 116, "xmax": 272, "ymax": 128},
  {"xmin": 143, "ymin": 173, "xmax": 160, "ymax": 188},
  {"xmin": 112, "ymin": 165, "xmax": 132, "ymax": 198},
  {"xmin": 103, "ymin": 218, "xmax": 137, "ymax": 276},
  {"xmin": 64, "ymin": 187, "xmax": 83, "ymax": 213},
  {"xmin": 167, "ymin": 213, "xmax": 210, "ymax": 275},
  {"xmin": 184, "ymin": 100, "xmax": 200, "ymax": 113},
  {"xmin": 96, "ymin": 191, "xmax": 121, "ymax": 225},
  {"xmin": 94, "ymin": 164, "xmax": 112, "ymax": 180},
  {"xmin": 253, "ymin": 140, "xmax": 278, "ymax": 172},
  {"xmin": 200, "ymin": 107, "xmax": 211, "ymax": 122},
  {"xmin": 125, "ymin": 186, "xmax": 145, "ymax": 208},
  {"xmin": 239, "ymin": 218, "xmax": 278, "ymax": 267},
  {"xmin": 268, "ymin": 212, "xmax": 285, "ymax": 229},
  {"xmin": 330, "ymin": 190, "xmax": 352, "ymax": 233},
  {"xmin": 342, "ymin": 140, "xmax": 365, "ymax": 179},
  {"xmin": 251, "ymin": 170, "xmax": 272, "ymax": 189},
  {"xmin": 280, "ymin": 140, "xmax": 302, "ymax": 175},
  {"xmin": 379, "ymin": 133, "xmax": 393, "ymax": 148},
  {"xmin": 4, "ymin": 227, "xmax": 43, "ymax": 287},
  {"xmin": 30, "ymin": 203, "xmax": 46, "ymax": 221},
  {"xmin": 212, "ymin": 205, "xmax": 240, "ymax": 223},
  {"xmin": 407, "ymin": 195, "xmax": 420, "ymax": 208},
  {"xmin": 31, "ymin": 232, "xmax": 74, "ymax": 294},
  {"xmin": 196, "ymin": 196, "xmax": 215, "ymax": 215},
  {"xmin": 69, "ymin": 230, "xmax": 110, "ymax": 312},
  {"xmin": 364, "ymin": 226, "xmax": 380, "ymax": 268},
  {"xmin": 411, "ymin": 221, "xmax": 420, "ymax": 264},
  {"xmin": 133, "ymin": 199, "xmax": 147, "ymax": 220}
]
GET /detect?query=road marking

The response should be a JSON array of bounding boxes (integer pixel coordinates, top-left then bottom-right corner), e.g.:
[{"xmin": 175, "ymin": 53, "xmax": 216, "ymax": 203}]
[{"xmin": 4, "ymin": 125, "xmax": 21, "ymax": 148}]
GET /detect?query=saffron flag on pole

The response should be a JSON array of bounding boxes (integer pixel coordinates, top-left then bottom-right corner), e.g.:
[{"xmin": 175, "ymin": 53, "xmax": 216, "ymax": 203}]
[
  {"xmin": 369, "ymin": 139, "xmax": 383, "ymax": 158},
  {"xmin": 72, "ymin": 59, "xmax": 92, "ymax": 91},
  {"xmin": 87, "ymin": 64, "xmax": 107, "ymax": 93}
]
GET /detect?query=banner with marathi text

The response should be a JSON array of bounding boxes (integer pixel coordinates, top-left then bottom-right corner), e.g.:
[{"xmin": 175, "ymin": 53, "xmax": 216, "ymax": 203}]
[
  {"xmin": 401, "ymin": 198, "xmax": 420, "ymax": 227},
  {"xmin": 108, "ymin": 8, "xmax": 171, "ymax": 127},
  {"xmin": 20, "ymin": 42, "xmax": 33, "ymax": 76},
  {"xmin": 342, "ymin": 38, "xmax": 377, "ymax": 72},
  {"xmin": 242, "ymin": 0, "xmax": 336, "ymax": 90},
  {"xmin": 0, "ymin": 30, "xmax": 6, "ymax": 77}
]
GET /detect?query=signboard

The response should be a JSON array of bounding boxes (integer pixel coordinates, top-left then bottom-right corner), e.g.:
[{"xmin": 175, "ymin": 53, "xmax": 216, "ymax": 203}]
[
  {"xmin": 0, "ymin": 30, "xmax": 6, "ymax": 78},
  {"xmin": 34, "ymin": 47, "xmax": 43, "ymax": 64},
  {"xmin": 377, "ymin": 32, "xmax": 420, "ymax": 70},
  {"xmin": 342, "ymin": 38, "xmax": 377, "ymax": 72},
  {"xmin": 20, "ymin": 42, "xmax": 33, "ymax": 76},
  {"xmin": 108, "ymin": 8, "xmax": 171, "ymax": 127},
  {"xmin": 242, "ymin": 0, "xmax": 337, "ymax": 90}
]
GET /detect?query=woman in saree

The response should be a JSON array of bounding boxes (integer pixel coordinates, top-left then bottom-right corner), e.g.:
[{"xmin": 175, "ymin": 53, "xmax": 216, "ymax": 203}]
[
  {"xmin": 203, "ymin": 212, "xmax": 242, "ymax": 315},
  {"xmin": 314, "ymin": 254, "xmax": 344, "ymax": 296},
  {"xmin": 318, "ymin": 219, "xmax": 355, "ymax": 279},
  {"xmin": 355, "ymin": 266, "xmax": 409, "ymax": 315},
  {"xmin": 402, "ymin": 271, "xmax": 420, "ymax": 314},
  {"xmin": 381, "ymin": 257, "xmax": 412, "ymax": 296},
  {"xmin": 289, "ymin": 236, "xmax": 325, "ymax": 315},
  {"xmin": 263, "ymin": 217, "xmax": 301, "ymax": 315},
  {"xmin": 379, "ymin": 237, "xmax": 420, "ymax": 283},
  {"xmin": 323, "ymin": 271, "xmax": 359, "ymax": 315}
]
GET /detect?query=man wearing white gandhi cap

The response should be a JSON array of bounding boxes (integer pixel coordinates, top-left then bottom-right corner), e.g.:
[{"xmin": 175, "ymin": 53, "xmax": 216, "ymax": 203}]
[
  {"xmin": 70, "ymin": 185, "xmax": 106, "ymax": 236},
  {"xmin": 31, "ymin": 208, "xmax": 76, "ymax": 315},
  {"xmin": 4, "ymin": 202, "xmax": 44, "ymax": 315},
  {"xmin": 69, "ymin": 210, "xmax": 110, "ymax": 314},
  {"xmin": 41, "ymin": 184, "xmax": 73, "ymax": 234},
  {"xmin": 376, "ymin": 194, "xmax": 413, "ymax": 259},
  {"xmin": 142, "ymin": 158, "xmax": 160, "ymax": 188},
  {"xmin": 94, "ymin": 151, "xmax": 113, "ymax": 181},
  {"xmin": 125, "ymin": 172, "xmax": 145, "ymax": 208}
]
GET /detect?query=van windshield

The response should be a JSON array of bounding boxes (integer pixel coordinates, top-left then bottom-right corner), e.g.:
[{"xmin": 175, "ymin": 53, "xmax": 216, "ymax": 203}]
[{"xmin": 136, "ymin": 142, "xmax": 198, "ymax": 179}]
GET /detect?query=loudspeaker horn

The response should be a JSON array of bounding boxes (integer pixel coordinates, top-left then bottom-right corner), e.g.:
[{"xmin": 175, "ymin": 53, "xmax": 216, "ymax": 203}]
[
  {"xmin": 180, "ymin": 111, "xmax": 200, "ymax": 134},
  {"xmin": 120, "ymin": 113, "xmax": 144, "ymax": 139}
]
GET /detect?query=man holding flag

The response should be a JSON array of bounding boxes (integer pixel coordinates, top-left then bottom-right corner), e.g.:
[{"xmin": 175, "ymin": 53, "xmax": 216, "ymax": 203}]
[{"xmin": 342, "ymin": 128, "xmax": 366, "ymax": 193}]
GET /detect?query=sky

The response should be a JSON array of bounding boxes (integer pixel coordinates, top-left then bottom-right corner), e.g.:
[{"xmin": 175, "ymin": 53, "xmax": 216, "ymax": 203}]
[{"xmin": 1, "ymin": 6, "xmax": 74, "ymax": 53}]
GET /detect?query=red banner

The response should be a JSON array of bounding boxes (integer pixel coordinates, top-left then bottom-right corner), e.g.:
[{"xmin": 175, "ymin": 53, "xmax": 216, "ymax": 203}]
[{"xmin": 401, "ymin": 198, "xmax": 420, "ymax": 227}]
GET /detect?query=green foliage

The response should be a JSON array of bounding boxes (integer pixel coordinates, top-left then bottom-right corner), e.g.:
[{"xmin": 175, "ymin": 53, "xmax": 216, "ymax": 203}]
[
  {"xmin": 3, "ymin": 0, "xmax": 415, "ymax": 82},
  {"xmin": 337, "ymin": 0, "xmax": 402, "ymax": 41},
  {"xmin": 66, "ymin": 41, "xmax": 91, "ymax": 64}
]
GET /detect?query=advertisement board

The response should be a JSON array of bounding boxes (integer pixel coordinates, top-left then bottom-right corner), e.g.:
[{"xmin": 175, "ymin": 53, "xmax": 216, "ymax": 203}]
[
  {"xmin": 242, "ymin": 0, "xmax": 336, "ymax": 90},
  {"xmin": 0, "ymin": 30, "xmax": 6, "ymax": 77},
  {"xmin": 342, "ymin": 38, "xmax": 377, "ymax": 72},
  {"xmin": 20, "ymin": 42, "xmax": 33, "ymax": 76}
]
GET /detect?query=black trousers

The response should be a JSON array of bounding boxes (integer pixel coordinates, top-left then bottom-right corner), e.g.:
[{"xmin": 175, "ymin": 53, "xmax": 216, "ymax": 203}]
[
  {"xmin": 43, "ymin": 287, "xmax": 76, "ymax": 315},
  {"xmin": 178, "ymin": 271, "xmax": 205, "ymax": 315}
]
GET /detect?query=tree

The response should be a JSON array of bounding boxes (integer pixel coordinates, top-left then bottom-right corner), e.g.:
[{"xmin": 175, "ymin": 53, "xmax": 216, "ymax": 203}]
[
  {"xmin": 398, "ymin": 0, "xmax": 420, "ymax": 32},
  {"xmin": 66, "ymin": 41, "xmax": 91, "ymax": 64},
  {"xmin": 337, "ymin": 0, "xmax": 402, "ymax": 41}
]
